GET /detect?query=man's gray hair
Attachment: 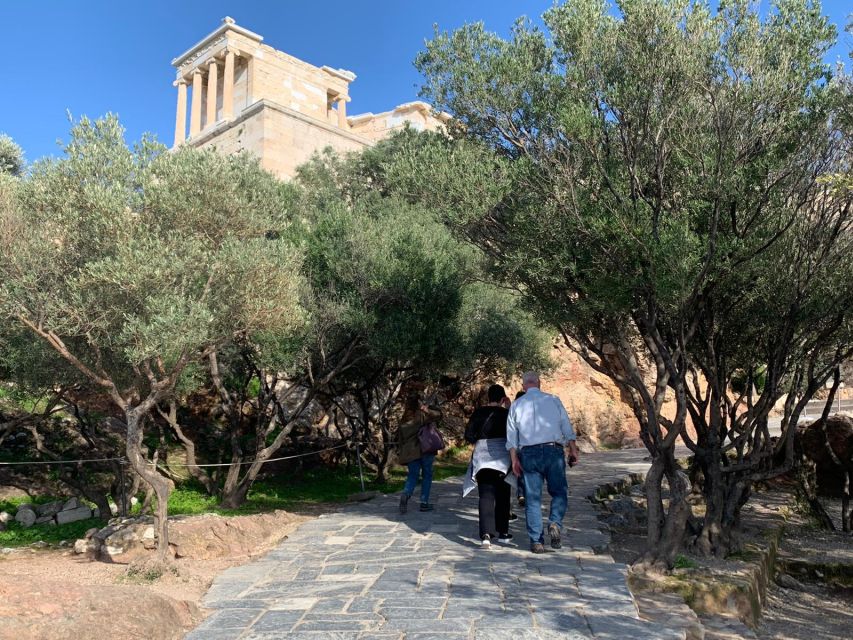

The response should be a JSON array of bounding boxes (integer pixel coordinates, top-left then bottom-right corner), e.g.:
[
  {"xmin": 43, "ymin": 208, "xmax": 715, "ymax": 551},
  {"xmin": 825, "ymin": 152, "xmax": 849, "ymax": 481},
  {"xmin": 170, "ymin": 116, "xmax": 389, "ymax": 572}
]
[{"xmin": 521, "ymin": 371, "xmax": 540, "ymax": 386}]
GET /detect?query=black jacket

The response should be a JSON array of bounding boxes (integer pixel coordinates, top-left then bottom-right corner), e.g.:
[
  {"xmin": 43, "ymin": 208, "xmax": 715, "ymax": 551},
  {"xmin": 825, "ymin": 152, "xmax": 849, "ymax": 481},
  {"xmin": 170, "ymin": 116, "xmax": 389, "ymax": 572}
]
[{"xmin": 464, "ymin": 406, "xmax": 508, "ymax": 444}]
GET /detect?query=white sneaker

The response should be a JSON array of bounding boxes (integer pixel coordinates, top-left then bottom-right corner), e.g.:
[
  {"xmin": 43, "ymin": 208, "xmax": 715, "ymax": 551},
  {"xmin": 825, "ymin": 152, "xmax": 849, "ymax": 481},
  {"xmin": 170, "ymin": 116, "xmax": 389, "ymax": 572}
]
[{"xmin": 481, "ymin": 535, "xmax": 491, "ymax": 549}]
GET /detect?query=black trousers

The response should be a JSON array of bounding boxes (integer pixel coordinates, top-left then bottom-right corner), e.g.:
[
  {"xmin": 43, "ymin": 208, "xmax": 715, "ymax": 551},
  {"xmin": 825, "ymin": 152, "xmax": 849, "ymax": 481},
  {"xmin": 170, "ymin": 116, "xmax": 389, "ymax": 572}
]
[{"xmin": 476, "ymin": 468, "xmax": 511, "ymax": 539}]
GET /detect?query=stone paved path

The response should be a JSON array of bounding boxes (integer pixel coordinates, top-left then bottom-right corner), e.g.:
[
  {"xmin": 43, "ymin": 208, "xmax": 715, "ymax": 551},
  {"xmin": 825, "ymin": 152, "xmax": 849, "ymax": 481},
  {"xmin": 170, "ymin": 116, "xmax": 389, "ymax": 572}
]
[{"xmin": 186, "ymin": 450, "xmax": 686, "ymax": 640}]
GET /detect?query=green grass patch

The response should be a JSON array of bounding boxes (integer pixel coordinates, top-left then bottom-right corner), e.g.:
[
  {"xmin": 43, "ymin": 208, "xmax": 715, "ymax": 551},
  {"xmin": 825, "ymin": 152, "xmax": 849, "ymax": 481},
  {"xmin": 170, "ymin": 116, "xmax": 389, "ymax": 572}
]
[
  {"xmin": 0, "ymin": 517, "xmax": 105, "ymax": 548},
  {"xmin": 168, "ymin": 458, "xmax": 470, "ymax": 516},
  {"xmin": 673, "ymin": 554, "xmax": 699, "ymax": 569},
  {"xmin": 0, "ymin": 494, "xmax": 58, "ymax": 514},
  {"xmin": 0, "ymin": 458, "xmax": 471, "ymax": 544}
]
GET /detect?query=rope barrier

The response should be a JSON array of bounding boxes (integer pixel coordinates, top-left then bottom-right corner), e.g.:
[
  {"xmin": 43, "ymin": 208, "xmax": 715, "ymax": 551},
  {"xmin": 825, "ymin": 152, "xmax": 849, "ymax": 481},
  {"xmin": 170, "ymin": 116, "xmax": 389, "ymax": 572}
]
[
  {"xmin": 0, "ymin": 456, "xmax": 126, "ymax": 466},
  {"xmin": 151, "ymin": 443, "xmax": 349, "ymax": 468},
  {"xmin": 0, "ymin": 443, "xmax": 351, "ymax": 468}
]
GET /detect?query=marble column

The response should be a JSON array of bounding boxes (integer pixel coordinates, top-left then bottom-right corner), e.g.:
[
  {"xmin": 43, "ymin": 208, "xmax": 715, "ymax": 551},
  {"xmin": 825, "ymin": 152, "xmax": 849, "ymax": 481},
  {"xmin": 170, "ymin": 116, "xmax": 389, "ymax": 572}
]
[
  {"xmin": 222, "ymin": 49, "xmax": 236, "ymax": 120},
  {"xmin": 246, "ymin": 56, "xmax": 255, "ymax": 107},
  {"xmin": 337, "ymin": 97, "xmax": 348, "ymax": 129},
  {"xmin": 173, "ymin": 79, "xmax": 187, "ymax": 146},
  {"xmin": 206, "ymin": 59, "xmax": 219, "ymax": 128},
  {"xmin": 190, "ymin": 70, "xmax": 203, "ymax": 136}
]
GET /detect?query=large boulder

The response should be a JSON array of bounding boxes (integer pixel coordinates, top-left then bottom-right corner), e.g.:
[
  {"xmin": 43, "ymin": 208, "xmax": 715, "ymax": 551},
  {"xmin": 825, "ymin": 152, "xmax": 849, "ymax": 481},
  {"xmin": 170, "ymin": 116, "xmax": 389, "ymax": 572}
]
[
  {"xmin": 797, "ymin": 415, "xmax": 853, "ymax": 496},
  {"xmin": 0, "ymin": 577, "xmax": 197, "ymax": 640},
  {"xmin": 74, "ymin": 510, "xmax": 302, "ymax": 563},
  {"xmin": 72, "ymin": 538, "xmax": 99, "ymax": 556},
  {"xmin": 98, "ymin": 521, "xmax": 153, "ymax": 563}
]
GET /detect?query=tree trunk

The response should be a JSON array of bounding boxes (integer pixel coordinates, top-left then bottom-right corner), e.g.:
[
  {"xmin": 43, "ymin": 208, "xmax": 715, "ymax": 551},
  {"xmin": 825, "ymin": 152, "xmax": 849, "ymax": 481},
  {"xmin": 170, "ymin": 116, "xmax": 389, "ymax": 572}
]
[
  {"xmin": 375, "ymin": 422, "xmax": 392, "ymax": 484},
  {"xmin": 218, "ymin": 386, "xmax": 315, "ymax": 509},
  {"xmin": 158, "ymin": 401, "xmax": 216, "ymax": 495},
  {"xmin": 125, "ymin": 409, "xmax": 171, "ymax": 562},
  {"xmin": 795, "ymin": 457, "xmax": 836, "ymax": 530},
  {"xmin": 638, "ymin": 449, "xmax": 691, "ymax": 570},
  {"xmin": 694, "ymin": 457, "xmax": 751, "ymax": 557}
]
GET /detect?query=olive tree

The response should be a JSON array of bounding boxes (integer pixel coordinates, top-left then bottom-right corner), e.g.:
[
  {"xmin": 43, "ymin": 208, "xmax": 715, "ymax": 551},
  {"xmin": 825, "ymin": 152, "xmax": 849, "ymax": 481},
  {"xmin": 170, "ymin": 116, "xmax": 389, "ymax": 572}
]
[
  {"xmin": 295, "ymin": 143, "xmax": 550, "ymax": 483},
  {"xmin": 390, "ymin": 0, "xmax": 853, "ymax": 565},
  {"xmin": 0, "ymin": 134, "xmax": 23, "ymax": 177},
  {"xmin": 0, "ymin": 116, "xmax": 306, "ymax": 559}
]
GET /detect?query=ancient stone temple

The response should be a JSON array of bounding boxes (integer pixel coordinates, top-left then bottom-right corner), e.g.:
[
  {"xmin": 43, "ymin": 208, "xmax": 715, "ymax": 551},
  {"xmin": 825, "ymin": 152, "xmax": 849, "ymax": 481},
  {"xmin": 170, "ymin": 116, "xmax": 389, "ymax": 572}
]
[{"xmin": 171, "ymin": 17, "xmax": 449, "ymax": 179}]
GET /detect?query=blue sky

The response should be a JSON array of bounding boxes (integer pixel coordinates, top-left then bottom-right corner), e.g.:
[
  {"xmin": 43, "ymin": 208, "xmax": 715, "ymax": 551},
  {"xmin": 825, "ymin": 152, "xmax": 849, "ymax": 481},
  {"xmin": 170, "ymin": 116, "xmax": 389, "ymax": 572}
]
[{"xmin": 2, "ymin": 0, "xmax": 850, "ymax": 163}]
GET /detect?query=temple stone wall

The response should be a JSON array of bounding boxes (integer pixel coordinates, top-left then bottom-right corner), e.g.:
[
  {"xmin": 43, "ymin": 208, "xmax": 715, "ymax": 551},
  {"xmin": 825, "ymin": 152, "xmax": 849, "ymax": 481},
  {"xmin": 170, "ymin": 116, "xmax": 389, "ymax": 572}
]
[
  {"xmin": 171, "ymin": 17, "xmax": 448, "ymax": 180},
  {"xmin": 256, "ymin": 102, "xmax": 369, "ymax": 178}
]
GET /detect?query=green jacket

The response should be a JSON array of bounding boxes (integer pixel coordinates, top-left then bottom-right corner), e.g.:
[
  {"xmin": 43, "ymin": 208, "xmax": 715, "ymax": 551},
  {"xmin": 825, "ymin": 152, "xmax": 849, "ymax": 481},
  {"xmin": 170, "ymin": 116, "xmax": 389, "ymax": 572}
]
[{"xmin": 396, "ymin": 407, "xmax": 441, "ymax": 465}]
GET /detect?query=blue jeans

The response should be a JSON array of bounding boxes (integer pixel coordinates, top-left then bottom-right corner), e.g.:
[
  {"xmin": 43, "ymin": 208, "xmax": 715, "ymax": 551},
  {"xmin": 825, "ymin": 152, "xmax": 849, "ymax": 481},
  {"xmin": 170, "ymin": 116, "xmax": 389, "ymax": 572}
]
[
  {"xmin": 404, "ymin": 454, "xmax": 436, "ymax": 504},
  {"xmin": 520, "ymin": 444, "xmax": 567, "ymax": 544}
]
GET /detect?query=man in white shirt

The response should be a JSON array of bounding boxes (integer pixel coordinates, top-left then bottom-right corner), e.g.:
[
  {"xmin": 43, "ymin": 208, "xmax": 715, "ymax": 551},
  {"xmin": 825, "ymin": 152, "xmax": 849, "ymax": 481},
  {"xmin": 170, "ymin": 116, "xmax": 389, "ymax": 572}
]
[{"xmin": 507, "ymin": 371, "xmax": 579, "ymax": 553}]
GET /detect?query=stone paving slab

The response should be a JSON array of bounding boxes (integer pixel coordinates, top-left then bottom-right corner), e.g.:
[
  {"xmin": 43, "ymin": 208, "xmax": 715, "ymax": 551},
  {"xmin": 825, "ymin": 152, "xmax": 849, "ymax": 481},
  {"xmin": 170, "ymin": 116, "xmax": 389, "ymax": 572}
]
[{"xmin": 186, "ymin": 450, "xmax": 687, "ymax": 639}]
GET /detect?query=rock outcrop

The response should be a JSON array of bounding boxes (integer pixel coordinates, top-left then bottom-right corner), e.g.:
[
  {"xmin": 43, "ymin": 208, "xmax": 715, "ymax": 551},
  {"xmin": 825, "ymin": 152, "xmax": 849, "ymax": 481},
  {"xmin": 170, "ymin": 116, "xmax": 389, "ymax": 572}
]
[
  {"xmin": 0, "ymin": 577, "xmax": 196, "ymax": 640},
  {"xmin": 74, "ymin": 510, "xmax": 303, "ymax": 563}
]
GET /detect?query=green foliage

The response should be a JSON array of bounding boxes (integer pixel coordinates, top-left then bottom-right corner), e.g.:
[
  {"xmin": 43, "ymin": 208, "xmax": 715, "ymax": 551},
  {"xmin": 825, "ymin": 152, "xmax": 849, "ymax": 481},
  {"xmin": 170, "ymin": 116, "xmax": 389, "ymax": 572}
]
[
  {"xmin": 121, "ymin": 562, "xmax": 176, "ymax": 583},
  {"xmin": 0, "ymin": 114, "xmax": 307, "ymax": 401},
  {"xmin": 674, "ymin": 554, "xmax": 699, "ymax": 569},
  {"xmin": 296, "ymin": 138, "xmax": 551, "ymax": 381},
  {"xmin": 398, "ymin": 0, "xmax": 853, "ymax": 560},
  {"xmin": 168, "ymin": 459, "xmax": 469, "ymax": 515},
  {"xmin": 404, "ymin": 0, "xmax": 853, "ymax": 413},
  {"xmin": 0, "ymin": 134, "xmax": 23, "ymax": 177},
  {"xmin": 730, "ymin": 366, "xmax": 767, "ymax": 395},
  {"xmin": 0, "ymin": 495, "xmax": 58, "ymax": 513},
  {"xmin": 0, "ymin": 517, "xmax": 105, "ymax": 548}
]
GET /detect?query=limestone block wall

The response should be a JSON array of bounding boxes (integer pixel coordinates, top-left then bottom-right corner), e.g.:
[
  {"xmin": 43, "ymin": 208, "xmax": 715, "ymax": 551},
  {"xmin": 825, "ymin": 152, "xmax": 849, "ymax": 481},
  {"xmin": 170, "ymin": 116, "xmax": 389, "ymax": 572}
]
[
  {"xmin": 250, "ymin": 44, "xmax": 350, "ymax": 122},
  {"xmin": 193, "ymin": 101, "xmax": 371, "ymax": 180},
  {"xmin": 195, "ymin": 108, "xmax": 265, "ymax": 158},
  {"xmin": 257, "ymin": 102, "xmax": 369, "ymax": 179}
]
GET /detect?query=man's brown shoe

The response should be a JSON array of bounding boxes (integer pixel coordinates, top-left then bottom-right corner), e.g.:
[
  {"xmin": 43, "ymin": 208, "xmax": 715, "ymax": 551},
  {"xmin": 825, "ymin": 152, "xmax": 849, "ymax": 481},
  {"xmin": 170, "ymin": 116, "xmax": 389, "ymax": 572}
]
[
  {"xmin": 531, "ymin": 542, "xmax": 546, "ymax": 554},
  {"xmin": 548, "ymin": 523, "xmax": 562, "ymax": 549}
]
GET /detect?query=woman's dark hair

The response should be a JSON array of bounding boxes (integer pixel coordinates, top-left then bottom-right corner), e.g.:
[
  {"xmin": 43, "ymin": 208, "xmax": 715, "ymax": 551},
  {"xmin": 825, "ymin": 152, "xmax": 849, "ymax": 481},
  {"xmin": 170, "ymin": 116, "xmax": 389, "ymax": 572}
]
[
  {"xmin": 404, "ymin": 394, "xmax": 420, "ymax": 412},
  {"xmin": 487, "ymin": 384, "xmax": 507, "ymax": 403},
  {"xmin": 515, "ymin": 390, "xmax": 526, "ymax": 400}
]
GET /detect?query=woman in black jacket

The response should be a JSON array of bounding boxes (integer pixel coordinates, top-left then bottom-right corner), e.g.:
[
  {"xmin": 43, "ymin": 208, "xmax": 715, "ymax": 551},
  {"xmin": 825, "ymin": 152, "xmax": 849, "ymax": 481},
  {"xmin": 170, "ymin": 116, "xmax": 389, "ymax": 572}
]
[{"xmin": 465, "ymin": 384, "xmax": 513, "ymax": 548}]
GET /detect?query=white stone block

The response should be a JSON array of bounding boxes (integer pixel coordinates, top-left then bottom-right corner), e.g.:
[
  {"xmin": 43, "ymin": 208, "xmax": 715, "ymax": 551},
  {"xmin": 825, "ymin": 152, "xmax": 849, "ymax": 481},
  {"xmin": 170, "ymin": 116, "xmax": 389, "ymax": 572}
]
[{"xmin": 55, "ymin": 506, "xmax": 94, "ymax": 525}]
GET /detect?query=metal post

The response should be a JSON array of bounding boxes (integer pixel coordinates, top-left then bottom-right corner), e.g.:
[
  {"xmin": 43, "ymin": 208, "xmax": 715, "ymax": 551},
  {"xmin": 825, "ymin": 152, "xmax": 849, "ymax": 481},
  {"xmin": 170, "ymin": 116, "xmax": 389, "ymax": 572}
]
[
  {"xmin": 119, "ymin": 458, "xmax": 127, "ymax": 517},
  {"xmin": 355, "ymin": 440, "xmax": 366, "ymax": 493}
]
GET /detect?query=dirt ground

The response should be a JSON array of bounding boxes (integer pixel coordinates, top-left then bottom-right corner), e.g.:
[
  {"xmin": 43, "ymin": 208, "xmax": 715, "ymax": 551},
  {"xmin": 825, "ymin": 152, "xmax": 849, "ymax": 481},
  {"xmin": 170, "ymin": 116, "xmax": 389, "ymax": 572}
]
[
  {"xmin": 0, "ymin": 510, "xmax": 309, "ymax": 640},
  {"xmin": 756, "ymin": 506, "xmax": 853, "ymax": 640},
  {"xmin": 756, "ymin": 581, "xmax": 853, "ymax": 640},
  {"xmin": 608, "ymin": 489, "xmax": 853, "ymax": 640}
]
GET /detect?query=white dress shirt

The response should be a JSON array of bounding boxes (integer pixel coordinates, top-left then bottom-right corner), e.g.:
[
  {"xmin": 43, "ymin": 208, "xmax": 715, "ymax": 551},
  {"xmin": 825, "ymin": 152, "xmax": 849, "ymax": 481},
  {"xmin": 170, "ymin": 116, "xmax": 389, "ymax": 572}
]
[{"xmin": 506, "ymin": 388, "xmax": 576, "ymax": 451}]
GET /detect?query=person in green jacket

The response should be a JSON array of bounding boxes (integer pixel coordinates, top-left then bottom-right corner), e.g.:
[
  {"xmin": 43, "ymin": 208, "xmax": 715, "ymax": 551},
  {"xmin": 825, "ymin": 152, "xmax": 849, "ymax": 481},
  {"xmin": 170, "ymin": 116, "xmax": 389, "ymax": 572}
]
[{"xmin": 397, "ymin": 394, "xmax": 442, "ymax": 514}]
